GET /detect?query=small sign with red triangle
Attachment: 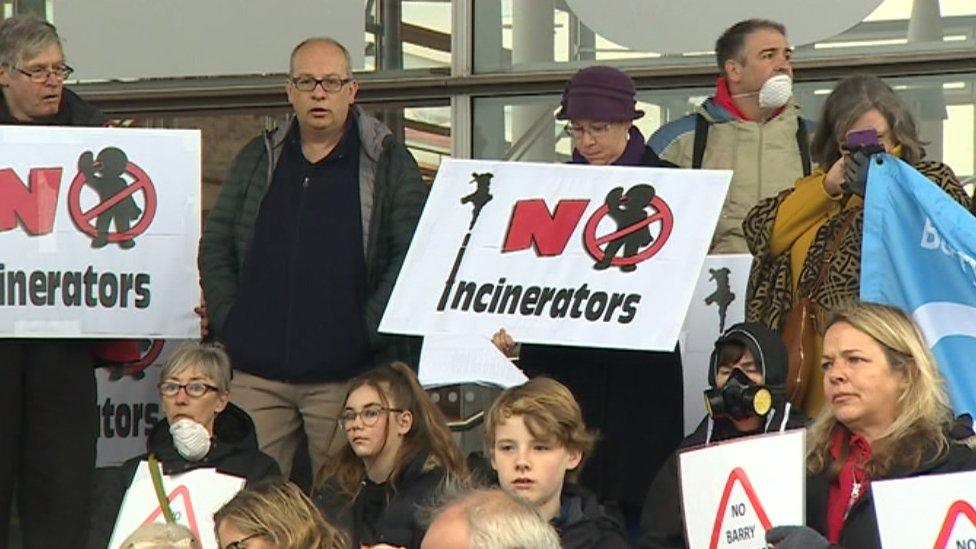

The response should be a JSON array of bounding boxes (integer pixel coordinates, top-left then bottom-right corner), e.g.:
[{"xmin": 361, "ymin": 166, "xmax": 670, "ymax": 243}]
[
  {"xmin": 932, "ymin": 500, "xmax": 976, "ymax": 548},
  {"xmin": 107, "ymin": 462, "xmax": 245, "ymax": 549},
  {"xmin": 678, "ymin": 430, "xmax": 805, "ymax": 549},
  {"xmin": 873, "ymin": 470, "xmax": 976, "ymax": 548},
  {"xmin": 140, "ymin": 484, "xmax": 201, "ymax": 541},
  {"xmin": 708, "ymin": 467, "xmax": 773, "ymax": 549}
]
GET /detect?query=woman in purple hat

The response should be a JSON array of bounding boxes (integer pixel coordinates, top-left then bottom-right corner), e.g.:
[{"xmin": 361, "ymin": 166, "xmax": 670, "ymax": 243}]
[
  {"xmin": 555, "ymin": 65, "xmax": 672, "ymax": 167},
  {"xmin": 492, "ymin": 65, "xmax": 682, "ymax": 536}
]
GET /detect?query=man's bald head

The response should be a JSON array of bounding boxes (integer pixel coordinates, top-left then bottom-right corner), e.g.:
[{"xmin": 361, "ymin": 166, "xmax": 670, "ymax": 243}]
[
  {"xmin": 289, "ymin": 37, "xmax": 351, "ymax": 77},
  {"xmin": 422, "ymin": 488, "xmax": 560, "ymax": 549}
]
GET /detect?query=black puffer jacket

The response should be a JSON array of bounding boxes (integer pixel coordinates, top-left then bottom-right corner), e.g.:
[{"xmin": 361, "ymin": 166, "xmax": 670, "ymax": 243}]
[
  {"xmin": 639, "ymin": 322, "xmax": 809, "ymax": 548},
  {"xmin": 313, "ymin": 452, "xmax": 446, "ymax": 549},
  {"xmin": 555, "ymin": 483, "xmax": 631, "ymax": 549},
  {"xmin": 87, "ymin": 404, "xmax": 279, "ymax": 548},
  {"xmin": 807, "ymin": 438, "xmax": 976, "ymax": 548}
]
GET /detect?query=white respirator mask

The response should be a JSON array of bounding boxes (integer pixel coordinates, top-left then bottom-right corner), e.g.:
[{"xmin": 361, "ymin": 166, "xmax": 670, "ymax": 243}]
[
  {"xmin": 169, "ymin": 418, "xmax": 211, "ymax": 461},
  {"xmin": 758, "ymin": 74, "xmax": 793, "ymax": 110}
]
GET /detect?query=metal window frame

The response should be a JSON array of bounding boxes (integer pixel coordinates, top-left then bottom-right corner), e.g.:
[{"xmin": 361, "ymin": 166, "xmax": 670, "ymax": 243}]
[{"xmin": 76, "ymin": 47, "xmax": 976, "ymax": 117}]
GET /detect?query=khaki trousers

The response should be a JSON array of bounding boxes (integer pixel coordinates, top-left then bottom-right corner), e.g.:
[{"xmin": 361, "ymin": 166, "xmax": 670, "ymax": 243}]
[{"xmin": 230, "ymin": 370, "xmax": 350, "ymax": 480}]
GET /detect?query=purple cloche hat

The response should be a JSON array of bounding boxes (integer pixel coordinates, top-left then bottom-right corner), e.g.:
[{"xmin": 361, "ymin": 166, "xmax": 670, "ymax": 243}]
[{"xmin": 555, "ymin": 65, "xmax": 644, "ymax": 121}]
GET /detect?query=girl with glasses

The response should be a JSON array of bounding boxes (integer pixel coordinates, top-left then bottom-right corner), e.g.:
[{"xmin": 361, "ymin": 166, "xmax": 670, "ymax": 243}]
[
  {"xmin": 313, "ymin": 362, "xmax": 467, "ymax": 549},
  {"xmin": 88, "ymin": 343, "xmax": 279, "ymax": 548}
]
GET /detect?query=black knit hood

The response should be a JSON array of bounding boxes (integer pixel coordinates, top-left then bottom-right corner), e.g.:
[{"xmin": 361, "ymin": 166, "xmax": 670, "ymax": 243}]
[{"xmin": 707, "ymin": 322, "xmax": 787, "ymax": 391}]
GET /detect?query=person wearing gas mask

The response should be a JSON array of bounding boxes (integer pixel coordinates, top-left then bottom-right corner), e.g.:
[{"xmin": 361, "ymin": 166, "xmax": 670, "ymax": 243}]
[
  {"xmin": 743, "ymin": 75, "xmax": 970, "ymax": 415},
  {"xmin": 648, "ymin": 18, "xmax": 811, "ymax": 253},
  {"xmin": 637, "ymin": 322, "xmax": 807, "ymax": 549},
  {"xmin": 87, "ymin": 343, "xmax": 279, "ymax": 549}
]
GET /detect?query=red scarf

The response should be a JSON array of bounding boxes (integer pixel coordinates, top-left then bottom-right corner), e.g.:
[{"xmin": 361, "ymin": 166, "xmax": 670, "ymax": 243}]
[
  {"xmin": 712, "ymin": 77, "xmax": 751, "ymax": 121},
  {"xmin": 826, "ymin": 427, "xmax": 873, "ymax": 543}
]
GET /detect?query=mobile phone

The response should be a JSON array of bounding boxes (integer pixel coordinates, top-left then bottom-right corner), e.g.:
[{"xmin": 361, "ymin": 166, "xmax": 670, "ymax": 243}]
[{"xmin": 844, "ymin": 128, "xmax": 879, "ymax": 150}]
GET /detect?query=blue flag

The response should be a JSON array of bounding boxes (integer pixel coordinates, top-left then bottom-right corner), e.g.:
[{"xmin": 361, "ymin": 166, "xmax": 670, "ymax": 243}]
[{"xmin": 861, "ymin": 154, "xmax": 976, "ymax": 415}]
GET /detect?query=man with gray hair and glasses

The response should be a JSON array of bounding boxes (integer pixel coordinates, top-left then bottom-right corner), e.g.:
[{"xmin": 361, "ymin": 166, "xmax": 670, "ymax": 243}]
[
  {"xmin": 200, "ymin": 36, "xmax": 426, "ymax": 480},
  {"xmin": 0, "ymin": 14, "xmax": 102, "ymax": 124},
  {"xmin": 0, "ymin": 13, "xmax": 107, "ymax": 548}
]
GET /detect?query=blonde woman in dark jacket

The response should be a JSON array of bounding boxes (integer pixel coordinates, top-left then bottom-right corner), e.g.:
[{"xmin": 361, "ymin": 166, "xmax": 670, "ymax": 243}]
[{"xmin": 766, "ymin": 302, "xmax": 976, "ymax": 548}]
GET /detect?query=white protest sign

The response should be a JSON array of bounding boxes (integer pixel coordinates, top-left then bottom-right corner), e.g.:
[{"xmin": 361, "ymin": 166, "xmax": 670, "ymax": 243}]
[
  {"xmin": 679, "ymin": 430, "xmax": 805, "ymax": 549},
  {"xmin": 419, "ymin": 334, "xmax": 529, "ymax": 389},
  {"xmin": 0, "ymin": 126, "xmax": 200, "ymax": 338},
  {"xmin": 96, "ymin": 340, "xmax": 194, "ymax": 467},
  {"xmin": 873, "ymin": 470, "xmax": 976, "ymax": 549},
  {"xmin": 108, "ymin": 463, "xmax": 245, "ymax": 549},
  {"xmin": 381, "ymin": 159, "xmax": 731, "ymax": 351},
  {"xmin": 680, "ymin": 254, "xmax": 753, "ymax": 434}
]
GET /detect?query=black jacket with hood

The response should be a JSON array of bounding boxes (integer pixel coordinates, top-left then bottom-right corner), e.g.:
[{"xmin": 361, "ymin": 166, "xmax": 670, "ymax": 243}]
[
  {"xmin": 555, "ymin": 482, "xmax": 631, "ymax": 549},
  {"xmin": 313, "ymin": 451, "xmax": 446, "ymax": 549},
  {"xmin": 639, "ymin": 322, "xmax": 809, "ymax": 549},
  {"xmin": 87, "ymin": 403, "xmax": 280, "ymax": 548}
]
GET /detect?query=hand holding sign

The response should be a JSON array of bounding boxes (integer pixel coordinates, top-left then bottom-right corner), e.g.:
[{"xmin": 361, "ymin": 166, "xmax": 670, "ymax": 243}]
[{"xmin": 381, "ymin": 159, "xmax": 731, "ymax": 352}]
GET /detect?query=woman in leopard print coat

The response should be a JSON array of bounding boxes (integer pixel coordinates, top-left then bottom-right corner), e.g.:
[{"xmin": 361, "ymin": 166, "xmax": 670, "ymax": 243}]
[{"xmin": 743, "ymin": 74, "xmax": 970, "ymax": 412}]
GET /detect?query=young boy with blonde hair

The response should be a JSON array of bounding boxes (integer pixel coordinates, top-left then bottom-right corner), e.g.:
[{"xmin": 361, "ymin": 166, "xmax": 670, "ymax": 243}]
[{"xmin": 485, "ymin": 377, "xmax": 630, "ymax": 548}]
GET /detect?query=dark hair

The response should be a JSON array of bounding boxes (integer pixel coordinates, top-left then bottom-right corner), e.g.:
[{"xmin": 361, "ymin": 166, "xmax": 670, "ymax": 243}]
[
  {"xmin": 811, "ymin": 74, "xmax": 926, "ymax": 168},
  {"xmin": 715, "ymin": 19, "xmax": 787, "ymax": 76},
  {"xmin": 715, "ymin": 341, "xmax": 747, "ymax": 369},
  {"xmin": 316, "ymin": 362, "xmax": 467, "ymax": 497}
]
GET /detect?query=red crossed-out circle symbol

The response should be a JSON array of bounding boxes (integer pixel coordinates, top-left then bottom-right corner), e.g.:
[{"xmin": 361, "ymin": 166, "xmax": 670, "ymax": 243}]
[
  {"xmin": 68, "ymin": 161, "xmax": 157, "ymax": 242},
  {"xmin": 583, "ymin": 195, "xmax": 674, "ymax": 266}
]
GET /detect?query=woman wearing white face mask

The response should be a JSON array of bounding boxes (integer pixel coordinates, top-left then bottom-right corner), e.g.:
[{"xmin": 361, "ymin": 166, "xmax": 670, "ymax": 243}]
[{"xmin": 87, "ymin": 343, "xmax": 280, "ymax": 549}]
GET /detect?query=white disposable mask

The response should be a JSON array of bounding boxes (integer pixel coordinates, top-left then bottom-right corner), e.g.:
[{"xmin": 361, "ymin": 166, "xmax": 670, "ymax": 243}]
[
  {"xmin": 758, "ymin": 74, "xmax": 793, "ymax": 110},
  {"xmin": 169, "ymin": 418, "xmax": 211, "ymax": 461}
]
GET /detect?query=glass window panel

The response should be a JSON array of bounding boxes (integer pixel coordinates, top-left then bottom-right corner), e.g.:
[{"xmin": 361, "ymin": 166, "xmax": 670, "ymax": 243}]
[
  {"xmin": 474, "ymin": 0, "xmax": 976, "ymax": 73},
  {"xmin": 6, "ymin": 1, "xmax": 450, "ymax": 79},
  {"xmin": 473, "ymin": 73, "xmax": 976, "ymax": 182},
  {"xmin": 361, "ymin": 0, "xmax": 454, "ymax": 74}
]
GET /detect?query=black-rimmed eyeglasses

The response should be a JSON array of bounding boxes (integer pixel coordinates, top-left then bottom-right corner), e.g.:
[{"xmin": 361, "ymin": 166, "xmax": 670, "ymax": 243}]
[
  {"xmin": 289, "ymin": 76, "xmax": 352, "ymax": 92},
  {"xmin": 158, "ymin": 381, "xmax": 220, "ymax": 398}
]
